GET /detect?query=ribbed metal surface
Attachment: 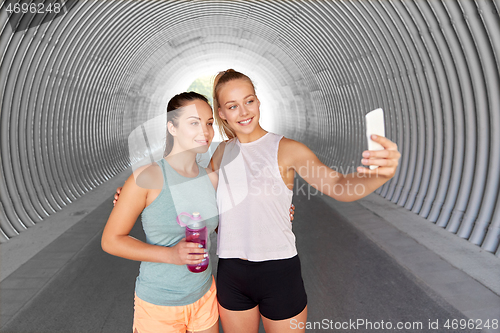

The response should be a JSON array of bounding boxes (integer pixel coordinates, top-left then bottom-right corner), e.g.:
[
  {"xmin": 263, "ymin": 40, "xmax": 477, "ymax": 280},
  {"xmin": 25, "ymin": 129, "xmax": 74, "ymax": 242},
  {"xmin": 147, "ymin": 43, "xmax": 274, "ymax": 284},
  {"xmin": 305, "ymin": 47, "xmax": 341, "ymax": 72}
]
[{"xmin": 0, "ymin": 0, "xmax": 499, "ymax": 256}]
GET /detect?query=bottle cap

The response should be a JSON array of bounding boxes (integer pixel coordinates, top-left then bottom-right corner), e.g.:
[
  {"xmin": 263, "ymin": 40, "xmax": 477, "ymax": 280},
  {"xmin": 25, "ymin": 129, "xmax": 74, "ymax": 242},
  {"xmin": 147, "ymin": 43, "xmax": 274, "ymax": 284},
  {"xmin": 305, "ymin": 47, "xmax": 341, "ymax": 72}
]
[
  {"xmin": 188, "ymin": 212, "xmax": 204, "ymax": 230},
  {"xmin": 177, "ymin": 212, "xmax": 205, "ymax": 229}
]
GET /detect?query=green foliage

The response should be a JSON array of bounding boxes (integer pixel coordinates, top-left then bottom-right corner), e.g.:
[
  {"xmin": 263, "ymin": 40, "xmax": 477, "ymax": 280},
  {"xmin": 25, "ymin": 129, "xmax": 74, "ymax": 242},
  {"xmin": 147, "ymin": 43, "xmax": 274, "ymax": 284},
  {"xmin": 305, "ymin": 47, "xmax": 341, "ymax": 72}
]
[{"xmin": 187, "ymin": 75, "xmax": 213, "ymax": 107}]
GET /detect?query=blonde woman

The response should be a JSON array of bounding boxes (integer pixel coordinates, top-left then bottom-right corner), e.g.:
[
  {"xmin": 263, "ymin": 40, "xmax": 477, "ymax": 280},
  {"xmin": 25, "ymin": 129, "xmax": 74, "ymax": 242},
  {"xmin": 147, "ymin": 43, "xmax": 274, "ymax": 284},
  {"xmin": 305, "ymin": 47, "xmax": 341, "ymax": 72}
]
[{"xmin": 210, "ymin": 69, "xmax": 400, "ymax": 333}]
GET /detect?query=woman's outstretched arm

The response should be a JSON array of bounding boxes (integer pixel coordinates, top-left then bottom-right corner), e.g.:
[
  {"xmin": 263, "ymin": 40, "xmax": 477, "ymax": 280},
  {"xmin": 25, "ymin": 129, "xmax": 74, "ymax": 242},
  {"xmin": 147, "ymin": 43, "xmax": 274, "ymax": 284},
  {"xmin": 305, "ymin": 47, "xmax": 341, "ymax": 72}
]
[{"xmin": 281, "ymin": 135, "xmax": 400, "ymax": 202}]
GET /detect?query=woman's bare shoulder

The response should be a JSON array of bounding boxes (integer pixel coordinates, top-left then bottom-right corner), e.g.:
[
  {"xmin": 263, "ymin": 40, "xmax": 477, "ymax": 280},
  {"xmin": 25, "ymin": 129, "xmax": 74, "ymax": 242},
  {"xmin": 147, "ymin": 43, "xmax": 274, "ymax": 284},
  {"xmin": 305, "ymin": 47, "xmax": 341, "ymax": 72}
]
[
  {"xmin": 134, "ymin": 162, "xmax": 164, "ymax": 190},
  {"xmin": 278, "ymin": 137, "xmax": 316, "ymax": 166},
  {"xmin": 279, "ymin": 137, "xmax": 308, "ymax": 152}
]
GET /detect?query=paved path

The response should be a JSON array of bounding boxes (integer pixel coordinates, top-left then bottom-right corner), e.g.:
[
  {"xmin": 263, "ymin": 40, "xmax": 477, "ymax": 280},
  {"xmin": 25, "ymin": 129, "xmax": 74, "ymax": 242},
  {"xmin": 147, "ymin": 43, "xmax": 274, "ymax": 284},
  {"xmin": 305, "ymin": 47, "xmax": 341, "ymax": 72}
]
[{"xmin": 0, "ymin": 179, "xmax": 488, "ymax": 333}]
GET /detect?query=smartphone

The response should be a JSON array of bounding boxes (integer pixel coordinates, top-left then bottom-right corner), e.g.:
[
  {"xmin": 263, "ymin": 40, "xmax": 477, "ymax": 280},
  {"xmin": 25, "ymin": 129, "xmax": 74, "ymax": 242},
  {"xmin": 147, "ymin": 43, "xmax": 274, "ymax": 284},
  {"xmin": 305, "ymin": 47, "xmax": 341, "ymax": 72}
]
[{"xmin": 365, "ymin": 108, "xmax": 385, "ymax": 170}]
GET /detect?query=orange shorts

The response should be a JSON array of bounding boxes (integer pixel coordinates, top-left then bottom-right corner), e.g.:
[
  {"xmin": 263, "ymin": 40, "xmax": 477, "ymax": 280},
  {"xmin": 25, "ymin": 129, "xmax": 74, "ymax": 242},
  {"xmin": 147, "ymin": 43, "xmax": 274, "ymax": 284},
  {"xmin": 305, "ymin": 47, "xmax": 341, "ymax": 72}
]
[{"xmin": 133, "ymin": 277, "xmax": 218, "ymax": 333}]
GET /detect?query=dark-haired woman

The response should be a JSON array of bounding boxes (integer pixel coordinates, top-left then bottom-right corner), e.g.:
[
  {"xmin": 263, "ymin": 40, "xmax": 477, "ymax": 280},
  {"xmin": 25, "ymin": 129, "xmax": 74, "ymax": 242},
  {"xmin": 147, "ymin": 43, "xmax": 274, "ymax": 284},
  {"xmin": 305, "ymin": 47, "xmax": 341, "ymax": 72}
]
[{"xmin": 102, "ymin": 92, "xmax": 219, "ymax": 333}]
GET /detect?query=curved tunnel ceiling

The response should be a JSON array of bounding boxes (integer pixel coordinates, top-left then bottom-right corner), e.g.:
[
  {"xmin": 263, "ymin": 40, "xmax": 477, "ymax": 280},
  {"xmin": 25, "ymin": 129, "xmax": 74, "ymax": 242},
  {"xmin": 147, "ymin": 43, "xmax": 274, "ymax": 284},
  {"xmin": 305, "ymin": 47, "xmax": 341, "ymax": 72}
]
[{"xmin": 0, "ymin": 0, "xmax": 499, "ymax": 256}]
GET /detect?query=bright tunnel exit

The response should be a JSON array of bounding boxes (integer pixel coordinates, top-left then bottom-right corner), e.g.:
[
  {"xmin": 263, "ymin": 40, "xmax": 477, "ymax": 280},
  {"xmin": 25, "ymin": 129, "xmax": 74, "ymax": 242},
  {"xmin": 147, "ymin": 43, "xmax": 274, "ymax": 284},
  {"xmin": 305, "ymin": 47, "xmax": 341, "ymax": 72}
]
[{"xmin": 131, "ymin": 62, "xmax": 295, "ymax": 170}]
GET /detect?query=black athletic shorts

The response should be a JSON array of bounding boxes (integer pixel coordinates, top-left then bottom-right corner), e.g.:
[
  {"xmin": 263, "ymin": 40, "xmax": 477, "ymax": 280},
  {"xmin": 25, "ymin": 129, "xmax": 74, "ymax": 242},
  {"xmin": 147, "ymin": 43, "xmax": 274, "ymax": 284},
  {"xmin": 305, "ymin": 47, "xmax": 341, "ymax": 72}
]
[{"xmin": 216, "ymin": 255, "xmax": 308, "ymax": 321}]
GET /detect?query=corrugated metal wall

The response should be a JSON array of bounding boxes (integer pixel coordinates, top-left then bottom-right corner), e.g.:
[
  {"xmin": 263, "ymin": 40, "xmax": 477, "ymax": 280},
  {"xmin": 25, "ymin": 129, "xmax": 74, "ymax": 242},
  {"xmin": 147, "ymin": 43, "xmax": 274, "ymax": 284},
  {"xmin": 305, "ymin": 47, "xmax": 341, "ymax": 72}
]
[{"xmin": 1, "ymin": 0, "xmax": 499, "ymax": 256}]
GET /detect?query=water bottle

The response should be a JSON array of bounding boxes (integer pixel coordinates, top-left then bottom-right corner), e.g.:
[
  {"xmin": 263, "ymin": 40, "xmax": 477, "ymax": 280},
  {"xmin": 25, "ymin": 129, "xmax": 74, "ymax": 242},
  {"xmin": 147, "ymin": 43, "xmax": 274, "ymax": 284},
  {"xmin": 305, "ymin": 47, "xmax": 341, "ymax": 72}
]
[{"xmin": 176, "ymin": 212, "xmax": 209, "ymax": 273}]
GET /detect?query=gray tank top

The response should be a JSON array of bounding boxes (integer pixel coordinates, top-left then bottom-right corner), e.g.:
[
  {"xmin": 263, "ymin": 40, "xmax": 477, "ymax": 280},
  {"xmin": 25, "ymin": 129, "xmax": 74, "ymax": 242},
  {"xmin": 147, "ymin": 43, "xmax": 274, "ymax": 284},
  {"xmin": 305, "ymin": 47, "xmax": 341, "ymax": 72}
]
[{"xmin": 135, "ymin": 158, "xmax": 218, "ymax": 306}]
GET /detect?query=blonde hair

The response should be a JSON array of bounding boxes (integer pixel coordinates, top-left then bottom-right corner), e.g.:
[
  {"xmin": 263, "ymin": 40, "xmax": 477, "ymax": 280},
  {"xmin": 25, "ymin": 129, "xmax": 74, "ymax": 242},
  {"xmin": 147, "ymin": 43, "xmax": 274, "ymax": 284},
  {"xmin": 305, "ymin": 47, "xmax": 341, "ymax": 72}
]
[{"xmin": 212, "ymin": 69, "xmax": 255, "ymax": 140}]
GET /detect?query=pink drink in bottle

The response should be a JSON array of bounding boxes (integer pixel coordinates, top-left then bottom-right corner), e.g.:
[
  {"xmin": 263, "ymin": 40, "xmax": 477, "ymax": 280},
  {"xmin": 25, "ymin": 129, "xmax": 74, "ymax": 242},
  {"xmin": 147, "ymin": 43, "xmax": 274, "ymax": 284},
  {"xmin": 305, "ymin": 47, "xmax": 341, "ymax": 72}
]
[{"xmin": 176, "ymin": 212, "xmax": 208, "ymax": 273}]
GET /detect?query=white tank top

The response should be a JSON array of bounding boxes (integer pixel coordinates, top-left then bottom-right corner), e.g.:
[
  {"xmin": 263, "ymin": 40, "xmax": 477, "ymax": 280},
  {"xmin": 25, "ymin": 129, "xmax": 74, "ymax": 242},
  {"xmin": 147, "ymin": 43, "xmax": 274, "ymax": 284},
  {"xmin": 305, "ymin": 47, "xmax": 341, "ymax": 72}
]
[{"xmin": 216, "ymin": 132, "xmax": 297, "ymax": 261}]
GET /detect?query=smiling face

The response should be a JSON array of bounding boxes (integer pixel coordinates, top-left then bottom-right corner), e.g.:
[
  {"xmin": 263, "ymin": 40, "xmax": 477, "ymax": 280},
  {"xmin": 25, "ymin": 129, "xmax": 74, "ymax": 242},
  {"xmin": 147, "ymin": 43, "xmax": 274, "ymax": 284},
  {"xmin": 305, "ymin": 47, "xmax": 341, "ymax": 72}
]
[
  {"xmin": 217, "ymin": 79, "xmax": 262, "ymax": 137},
  {"xmin": 168, "ymin": 99, "xmax": 214, "ymax": 154}
]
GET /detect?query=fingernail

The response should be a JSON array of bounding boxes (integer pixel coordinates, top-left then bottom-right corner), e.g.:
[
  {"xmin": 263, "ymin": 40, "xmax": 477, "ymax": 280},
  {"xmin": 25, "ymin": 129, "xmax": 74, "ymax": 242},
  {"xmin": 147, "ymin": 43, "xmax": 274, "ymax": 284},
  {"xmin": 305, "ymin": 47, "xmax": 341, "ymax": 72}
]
[
  {"xmin": 198, "ymin": 244, "xmax": 203, "ymax": 248},
  {"xmin": 204, "ymin": 253, "xmax": 208, "ymax": 257},
  {"xmin": 362, "ymin": 159, "xmax": 368, "ymax": 164},
  {"xmin": 363, "ymin": 152, "xmax": 370, "ymax": 157},
  {"xmin": 372, "ymin": 134, "xmax": 377, "ymax": 139}
]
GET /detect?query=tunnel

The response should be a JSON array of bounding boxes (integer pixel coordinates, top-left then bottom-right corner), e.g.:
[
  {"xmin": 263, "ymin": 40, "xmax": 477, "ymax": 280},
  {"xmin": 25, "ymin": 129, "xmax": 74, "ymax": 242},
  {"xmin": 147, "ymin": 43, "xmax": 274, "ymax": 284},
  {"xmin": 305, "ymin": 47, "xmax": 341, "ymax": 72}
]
[
  {"xmin": 0, "ymin": 0, "xmax": 499, "ymax": 332},
  {"xmin": 2, "ymin": 0, "xmax": 500, "ymax": 253}
]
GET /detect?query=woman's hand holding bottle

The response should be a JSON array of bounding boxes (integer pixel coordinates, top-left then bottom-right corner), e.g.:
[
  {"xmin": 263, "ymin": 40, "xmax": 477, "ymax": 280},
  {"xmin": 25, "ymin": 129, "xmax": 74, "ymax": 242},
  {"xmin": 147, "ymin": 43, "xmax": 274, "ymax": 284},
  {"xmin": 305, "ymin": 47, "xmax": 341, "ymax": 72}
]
[{"xmin": 166, "ymin": 238, "xmax": 207, "ymax": 266}]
